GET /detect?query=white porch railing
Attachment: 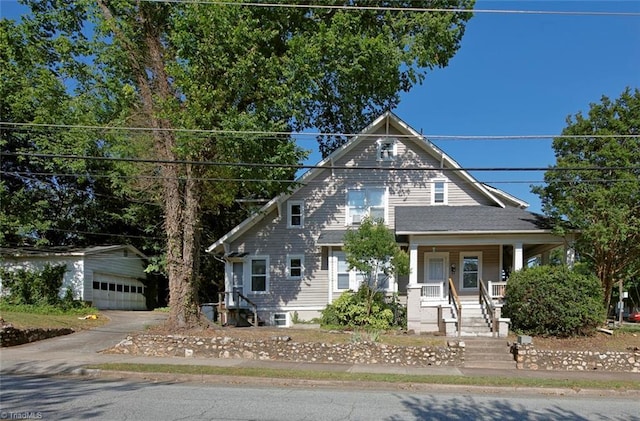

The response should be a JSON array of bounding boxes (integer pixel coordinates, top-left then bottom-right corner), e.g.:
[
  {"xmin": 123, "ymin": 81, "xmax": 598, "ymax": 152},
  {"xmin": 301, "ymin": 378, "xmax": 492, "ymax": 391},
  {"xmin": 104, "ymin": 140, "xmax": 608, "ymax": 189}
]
[
  {"xmin": 420, "ymin": 282, "xmax": 444, "ymax": 300},
  {"xmin": 488, "ymin": 281, "xmax": 507, "ymax": 299}
]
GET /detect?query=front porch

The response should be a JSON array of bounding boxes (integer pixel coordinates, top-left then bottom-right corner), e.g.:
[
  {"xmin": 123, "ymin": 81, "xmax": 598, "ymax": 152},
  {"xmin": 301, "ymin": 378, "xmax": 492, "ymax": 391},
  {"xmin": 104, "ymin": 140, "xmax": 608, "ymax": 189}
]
[{"xmin": 403, "ymin": 238, "xmax": 573, "ymax": 337}]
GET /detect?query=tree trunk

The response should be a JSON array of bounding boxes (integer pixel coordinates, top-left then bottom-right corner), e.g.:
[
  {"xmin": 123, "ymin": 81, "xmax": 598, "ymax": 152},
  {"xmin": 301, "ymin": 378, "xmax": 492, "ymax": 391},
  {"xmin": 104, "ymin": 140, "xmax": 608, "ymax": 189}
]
[{"xmin": 97, "ymin": 1, "xmax": 202, "ymax": 328}]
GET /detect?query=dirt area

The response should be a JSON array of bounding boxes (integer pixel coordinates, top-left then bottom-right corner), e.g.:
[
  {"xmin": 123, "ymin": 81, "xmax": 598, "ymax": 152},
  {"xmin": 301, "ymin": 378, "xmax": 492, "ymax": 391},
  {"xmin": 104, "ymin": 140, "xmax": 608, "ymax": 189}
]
[{"xmin": 145, "ymin": 322, "xmax": 640, "ymax": 351}]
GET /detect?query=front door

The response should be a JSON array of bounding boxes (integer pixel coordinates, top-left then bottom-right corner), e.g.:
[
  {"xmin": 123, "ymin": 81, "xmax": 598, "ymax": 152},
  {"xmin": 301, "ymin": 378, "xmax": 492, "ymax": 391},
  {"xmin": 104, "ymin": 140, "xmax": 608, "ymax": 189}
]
[
  {"xmin": 459, "ymin": 252, "xmax": 482, "ymax": 292},
  {"xmin": 424, "ymin": 252, "xmax": 448, "ymax": 300},
  {"xmin": 229, "ymin": 261, "xmax": 243, "ymax": 306}
]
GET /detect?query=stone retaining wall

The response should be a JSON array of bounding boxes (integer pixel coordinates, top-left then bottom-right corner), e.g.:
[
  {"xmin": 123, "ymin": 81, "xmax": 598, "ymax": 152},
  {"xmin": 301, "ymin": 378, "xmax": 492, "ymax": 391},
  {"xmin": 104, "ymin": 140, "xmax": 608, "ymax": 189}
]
[
  {"xmin": 1, "ymin": 322, "xmax": 74, "ymax": 347},
  {"xmin": 513, "ymin": 344, "xmax": 640, "ymax": 372},
  {"xmin": 106, "ymin": 334, "xmax": 464, "ymax": 367}
]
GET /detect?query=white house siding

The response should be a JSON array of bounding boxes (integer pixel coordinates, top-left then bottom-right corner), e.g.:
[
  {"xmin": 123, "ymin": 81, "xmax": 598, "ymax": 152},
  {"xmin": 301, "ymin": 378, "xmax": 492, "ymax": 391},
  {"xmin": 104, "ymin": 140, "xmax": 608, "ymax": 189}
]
[
  {"xmin": 0, "ymin": 247, "xmax": 148, "ymax": 310},
  {"xmin": 0, "ymin": 256, "xmax": 84, "ymax": 300},
  {"xmin": 84, "ymin": 249, "xmax": 147, "ymax": 310}
]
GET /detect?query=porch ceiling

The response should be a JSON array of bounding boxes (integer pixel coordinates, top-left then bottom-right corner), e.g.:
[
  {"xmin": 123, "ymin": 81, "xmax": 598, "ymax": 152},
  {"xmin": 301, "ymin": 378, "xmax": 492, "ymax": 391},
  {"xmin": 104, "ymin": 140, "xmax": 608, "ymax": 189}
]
[{"xmin": 395, "ymin": 206, "xmax": 553, "ymax": 234}]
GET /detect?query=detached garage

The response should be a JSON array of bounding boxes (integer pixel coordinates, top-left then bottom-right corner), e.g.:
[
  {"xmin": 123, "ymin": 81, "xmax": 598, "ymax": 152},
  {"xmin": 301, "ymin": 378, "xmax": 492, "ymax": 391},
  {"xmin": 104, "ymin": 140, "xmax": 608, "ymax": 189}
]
[{"xmin": 0, "ymin": 245, "xmax": 149, "ymax": 310}]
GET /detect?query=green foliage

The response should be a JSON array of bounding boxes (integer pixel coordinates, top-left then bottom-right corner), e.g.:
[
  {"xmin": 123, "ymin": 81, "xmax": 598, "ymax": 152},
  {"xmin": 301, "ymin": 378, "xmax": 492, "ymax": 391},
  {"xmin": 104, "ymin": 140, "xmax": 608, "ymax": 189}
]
[
  {"xmin": 343, "ymin": 218, "xmax": 410, "ymax": 290},
  {"xmin": 320, "ymin": 285, "xmax": 402, "ymax": 331},
  {"xmin": 533, "ymin": 88, "xmax": 640, "ymax": 313},
  {"xmin": 0, "ymin": 264, "xmax": 67, "ymax": 306},
  {"xmin": 503, "ymin": 266, "xmax": 605, "ymax": 337},
  {"xmin": 0, "ymin": 302, "xmax": 96, "ymax": 316}
]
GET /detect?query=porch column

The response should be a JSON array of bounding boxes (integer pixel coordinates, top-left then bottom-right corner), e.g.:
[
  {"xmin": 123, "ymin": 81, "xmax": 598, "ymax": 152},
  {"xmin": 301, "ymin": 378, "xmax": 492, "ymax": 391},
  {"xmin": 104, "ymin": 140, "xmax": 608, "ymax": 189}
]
[
  {"xmin": 565, "ymin": 247, "xmax": 576, "ymax": 269},
  {"xmin": 409, "ymin": 243, "xmax": 418, "ymax": 286},
  {"xmin": 513, "ymin": 243, "xmax": 523, "ymax": 272}
]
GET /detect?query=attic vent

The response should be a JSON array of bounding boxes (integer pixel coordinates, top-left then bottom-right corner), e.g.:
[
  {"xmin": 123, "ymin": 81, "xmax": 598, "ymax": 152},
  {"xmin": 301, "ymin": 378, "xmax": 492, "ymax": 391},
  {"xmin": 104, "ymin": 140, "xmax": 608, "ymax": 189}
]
[{"xmin": 377, "ymin": 138, "xmax": 396, "ymax": 161}]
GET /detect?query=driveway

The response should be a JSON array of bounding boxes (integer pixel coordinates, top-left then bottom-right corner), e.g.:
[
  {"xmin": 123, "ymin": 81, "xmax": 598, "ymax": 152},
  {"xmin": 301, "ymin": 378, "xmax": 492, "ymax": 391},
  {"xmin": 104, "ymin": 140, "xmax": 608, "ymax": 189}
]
[{"xmin": 0, "ymin": 310, "xmax": 167, "ymax": 375}]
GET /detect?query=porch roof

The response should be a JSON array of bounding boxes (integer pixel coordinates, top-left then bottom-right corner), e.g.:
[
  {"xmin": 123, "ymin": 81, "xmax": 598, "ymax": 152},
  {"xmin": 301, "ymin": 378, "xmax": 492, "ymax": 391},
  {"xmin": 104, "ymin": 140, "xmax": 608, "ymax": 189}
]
[{"xmin": 395, "ymin": 206, "xmax": 553, "ymax": 234}]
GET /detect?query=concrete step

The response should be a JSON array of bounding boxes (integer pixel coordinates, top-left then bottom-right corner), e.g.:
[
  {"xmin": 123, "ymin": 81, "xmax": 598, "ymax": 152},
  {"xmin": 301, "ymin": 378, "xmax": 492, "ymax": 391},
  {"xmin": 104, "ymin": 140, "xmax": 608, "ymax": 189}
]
[{"xmin": 463, "ymin": 338, "xmax": 516, "ymax": 369}]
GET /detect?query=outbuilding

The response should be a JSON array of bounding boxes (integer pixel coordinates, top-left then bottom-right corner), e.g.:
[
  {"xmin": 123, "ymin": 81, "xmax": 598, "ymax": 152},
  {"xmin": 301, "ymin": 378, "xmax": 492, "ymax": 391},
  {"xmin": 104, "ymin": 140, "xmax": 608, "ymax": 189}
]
[{"xmin": 0, "ymin": 245, "xmax": 149, "ymax": 310}]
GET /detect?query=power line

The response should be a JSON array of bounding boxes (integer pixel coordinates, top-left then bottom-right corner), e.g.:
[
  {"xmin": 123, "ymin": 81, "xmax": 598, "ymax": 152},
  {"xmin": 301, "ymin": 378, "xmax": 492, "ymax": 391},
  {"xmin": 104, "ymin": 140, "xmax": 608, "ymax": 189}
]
[
  {"xmin": 3, "ymin": 151, "xmax": 639, "ymax": 173},
  {"xmin": 139, "ymin": 0, "xmax": 640, "ymax": 17},
  {"xmin": 2, "ymin": 121, "xmax": 638, "ymax": 141}
]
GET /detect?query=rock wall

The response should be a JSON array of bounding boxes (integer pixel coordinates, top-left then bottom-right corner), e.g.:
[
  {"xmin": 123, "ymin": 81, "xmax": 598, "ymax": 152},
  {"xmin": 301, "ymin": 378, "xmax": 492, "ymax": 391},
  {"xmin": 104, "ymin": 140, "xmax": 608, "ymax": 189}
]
[
  {"xmin": 107, "ymin": 334, "xmax": 464, "ymax": 367},
  {"xmin": 1, "ymin": 321, "xmax": 74, "ymax": 347},
  {"xmin": 513, "ymin": 344, "xmax": 640, "ymax": 372}
]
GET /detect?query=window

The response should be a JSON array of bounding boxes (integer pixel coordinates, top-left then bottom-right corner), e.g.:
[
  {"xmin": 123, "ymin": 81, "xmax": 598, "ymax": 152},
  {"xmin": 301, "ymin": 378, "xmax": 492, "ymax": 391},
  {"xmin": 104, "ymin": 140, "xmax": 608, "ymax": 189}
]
[
  {"xmin": 377, "ymin": 138, "xmax": 397, "ymax": 161},
  {"xmin": 116, "ymin": 284, "xmax": 123, "ymax": 292},
  {"xmin": 432, "ymin": 179, "xmax": 447, "ymax": 204},
  {"xmin": 137, "ymin": 286, "xmax": 144, "ymax": 294},
  {"xmin": 287, "ymin": 255, "xmax": 304, "ymax": 280},
  {"xmin": 124, "ymin": 285, "xmax": 130, "ymax": 293},
  {"xmin": 334, "ymin": 251, "xmax": 389, "ymax": 291},
  {"xmin": 336, "ymin": 252, "xmax": 350, "ymax": 290},
  {"xmin": 273, "ymin": 313, "xmax": 288, "ymax": 327},
  {"xmin": 100, "ymin": 282, "xmax": 108, "ymax": 291},
  {"xmin": 346, "ymin": 187, "xmax": 386, "ymax": 225},
  {"xmin": 249, "ymin": 257, "xmax": 269, "ymax": 293},
  {"xmin": 108, "ymin": 283, "xmax": 116, "ymax": 291},
  {"xmin": 460, "ymin": 253, "xmax": 482, "ymax": 290},
  {"xmin": 93, "ymin": 281, "xmax": 100, "ymax": 289},
  {"xmin": 288, "ymin": 200, "xmax": 304, "ymax": 228}
]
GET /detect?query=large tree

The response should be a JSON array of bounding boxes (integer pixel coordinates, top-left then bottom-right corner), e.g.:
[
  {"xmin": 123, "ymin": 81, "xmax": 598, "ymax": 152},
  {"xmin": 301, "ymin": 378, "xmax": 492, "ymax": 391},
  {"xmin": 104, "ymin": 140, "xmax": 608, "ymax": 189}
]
[
  {"xmin": 534, "ymin": 88, "xmax": 640, "ymax": 315},
  {"xmin": 4, "ymin": 0, "xmax": 474, "ymax": 328}
]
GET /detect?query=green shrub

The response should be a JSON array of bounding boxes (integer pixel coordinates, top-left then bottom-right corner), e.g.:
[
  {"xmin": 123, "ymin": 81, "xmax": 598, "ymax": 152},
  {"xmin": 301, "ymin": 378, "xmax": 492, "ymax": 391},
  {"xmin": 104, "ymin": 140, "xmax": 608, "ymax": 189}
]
[
  {"xmin": 503, "ymin": 265, "xmax": 604, "ymax": 337},
  {"xmin": 0, "ymin": 264, "xmax": 67, "ymax": 306},
  {"xmin": 320, "ymin": 285, "xmax": 403, "ymax": 330}
]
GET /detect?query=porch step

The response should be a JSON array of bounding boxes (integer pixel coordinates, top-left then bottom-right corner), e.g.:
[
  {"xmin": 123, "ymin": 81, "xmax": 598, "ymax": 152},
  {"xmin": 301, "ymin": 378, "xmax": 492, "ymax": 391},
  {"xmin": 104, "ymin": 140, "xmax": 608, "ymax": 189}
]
[{"xmin": 463, "ymin": 338, "xmax": 516, "ymax": 369}]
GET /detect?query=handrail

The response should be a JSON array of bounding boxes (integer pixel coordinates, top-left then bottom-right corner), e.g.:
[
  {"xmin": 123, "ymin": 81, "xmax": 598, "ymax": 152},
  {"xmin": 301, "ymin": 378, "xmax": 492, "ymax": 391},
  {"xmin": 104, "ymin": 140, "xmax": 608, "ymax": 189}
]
[
  {"xmin": 448, "ymin": 277, "xmax": 462, "ymax": 336},
  {"xmin": 223, "ymin": 290, "xmax": 259, "ymax": 327},
  {"xmin": 479, "ymin": 280, "xmax": 498, "ymax": 336}
]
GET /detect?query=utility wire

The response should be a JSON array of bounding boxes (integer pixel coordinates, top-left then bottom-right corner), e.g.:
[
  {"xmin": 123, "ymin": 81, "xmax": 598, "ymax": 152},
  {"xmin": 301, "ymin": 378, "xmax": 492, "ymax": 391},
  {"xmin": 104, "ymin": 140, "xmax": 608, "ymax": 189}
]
[
  {"xmin": 2, "ymin": 121, "xmax": 638, "ymax": 141},
  {"xmin": 139, "ymin": 0, "xmax": 640, "ymax": 17},
  {"xmin": 2, "ymin": 152, "xmax": 639, "ymax": 172}
]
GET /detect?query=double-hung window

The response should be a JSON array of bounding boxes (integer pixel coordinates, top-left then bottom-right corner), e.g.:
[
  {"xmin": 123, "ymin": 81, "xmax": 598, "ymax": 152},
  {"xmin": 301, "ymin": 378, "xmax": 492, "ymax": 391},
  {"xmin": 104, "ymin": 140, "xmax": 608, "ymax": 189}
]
[
  {"xmin": 347, "ymin": 187, "xmax": 386, "ymax": 225},
  {"xmin": 249, "ymin": 257, "xmax": 269, "ymax": 293},
  {"xmin": 288, "ymin": 200, "xmax": 304, "ymax": 228},
  {"xmin": 334, "ymin": 251, "xmax": 389, "ymax": 291},
  {"xmin": 432, "ymin": 179, "xmax": 447, "ymax": 205},
  {"xmin": 287, "ymin": 254, "xmax": 304, "ymax": 280}
]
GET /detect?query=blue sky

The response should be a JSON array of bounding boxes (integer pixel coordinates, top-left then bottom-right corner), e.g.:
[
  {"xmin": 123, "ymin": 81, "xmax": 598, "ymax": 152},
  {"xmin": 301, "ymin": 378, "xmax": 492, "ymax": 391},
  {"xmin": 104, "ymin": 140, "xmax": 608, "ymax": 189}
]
[
  {"xmin": 2, "ymin": 0, "xmax": 639, "ymax": 213},
  {"xmin": 392, "ymin": 0, "xmax": 640, "ymax": 213}
]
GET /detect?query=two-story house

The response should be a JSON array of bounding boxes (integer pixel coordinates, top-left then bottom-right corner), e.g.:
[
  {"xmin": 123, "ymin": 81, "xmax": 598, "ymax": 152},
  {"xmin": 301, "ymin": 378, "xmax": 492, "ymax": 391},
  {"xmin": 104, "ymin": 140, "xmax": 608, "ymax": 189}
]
[{"xmin": 206, "ymin": 112, "xmax": 573, "ymax": 336}]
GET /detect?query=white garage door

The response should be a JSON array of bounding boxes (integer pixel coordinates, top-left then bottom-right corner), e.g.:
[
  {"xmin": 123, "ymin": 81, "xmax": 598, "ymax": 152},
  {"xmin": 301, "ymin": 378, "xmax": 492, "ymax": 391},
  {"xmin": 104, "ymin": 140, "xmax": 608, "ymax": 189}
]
[{"xmin": 92, "ymin": 273, "xmax": 147, "ymax": 310}]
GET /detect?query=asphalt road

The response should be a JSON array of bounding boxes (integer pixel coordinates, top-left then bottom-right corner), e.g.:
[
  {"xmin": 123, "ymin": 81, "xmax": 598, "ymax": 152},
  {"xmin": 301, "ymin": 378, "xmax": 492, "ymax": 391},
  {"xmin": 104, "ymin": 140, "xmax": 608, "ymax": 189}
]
[{"xmin": 1, "ymin": 374, "xmax": 639, "ymax": 421}]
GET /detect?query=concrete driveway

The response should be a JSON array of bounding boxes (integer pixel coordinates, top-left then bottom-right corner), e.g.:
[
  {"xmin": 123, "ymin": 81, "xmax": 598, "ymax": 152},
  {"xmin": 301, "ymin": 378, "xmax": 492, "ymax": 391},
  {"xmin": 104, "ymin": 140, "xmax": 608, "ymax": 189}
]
[{"xmin": 0, "ymin": 310, "xmax": 167, "ymax": 375}]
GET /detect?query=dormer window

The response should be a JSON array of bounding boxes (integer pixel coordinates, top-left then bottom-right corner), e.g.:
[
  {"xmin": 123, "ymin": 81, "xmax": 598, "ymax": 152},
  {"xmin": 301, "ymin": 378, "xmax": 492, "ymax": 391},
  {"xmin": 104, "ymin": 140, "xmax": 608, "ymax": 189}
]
[{"xmin": 377, "ymin": 138, "xmax": 396, "ymax": 161}]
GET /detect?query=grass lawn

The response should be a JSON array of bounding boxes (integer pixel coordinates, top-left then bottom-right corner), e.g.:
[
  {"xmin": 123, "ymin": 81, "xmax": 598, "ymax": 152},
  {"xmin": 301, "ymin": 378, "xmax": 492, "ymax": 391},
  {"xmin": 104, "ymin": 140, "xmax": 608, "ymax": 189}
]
[
  {"xmin": 89, "ymin": 362, "xmax": 640, "ymax": 391},
  {"xmin": 0, "ymin": 309, "xmax": 107, "ymax": 330}
]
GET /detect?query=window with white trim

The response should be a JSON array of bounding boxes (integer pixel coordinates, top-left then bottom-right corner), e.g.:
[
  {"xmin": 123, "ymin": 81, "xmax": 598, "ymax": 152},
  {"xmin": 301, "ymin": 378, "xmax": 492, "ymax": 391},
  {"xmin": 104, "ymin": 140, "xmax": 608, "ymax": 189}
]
[
  {"xmin": 288, "ymin": 200, "xmax": 304, "ymax": 228},
  {"xmin": 432, "ymin": 179, "xmax": 447, "ymax": 205},
  {"xmin": 272, "ymin": 313, "xmax": 288, "ymax": 327},
  {"xmin": 249, "ymin": 257, "xmax": 269, "ymax": 293},
  {"xmin": 346, "ymin": 187, "xmax": 386, "ymax": 225},
  {"xmin": 377, "ymin": 138, "xmax": 397, "ymax": 161},
  {"xmin": 334, "ymin": 251, "xmax": 389, "ymax": 291},
  {"xmin": 287, "ymin": 254, "xmax": 304, "ymax": 280}
]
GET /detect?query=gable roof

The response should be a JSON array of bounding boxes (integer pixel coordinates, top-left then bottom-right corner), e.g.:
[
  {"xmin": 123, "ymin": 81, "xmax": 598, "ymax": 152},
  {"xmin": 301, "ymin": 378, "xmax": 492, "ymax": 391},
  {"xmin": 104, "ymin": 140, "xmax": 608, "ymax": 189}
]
[
  {"xmin": 0, "ymin": 245, "xmax": 148, "ymax": 260},
  {"xmin": 395, "ymin": 206, "xmax": 552, "ymax": 234},
  {"xmin": 206, "ymin": 112, "xmax": 525, "ymax": 254}
]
